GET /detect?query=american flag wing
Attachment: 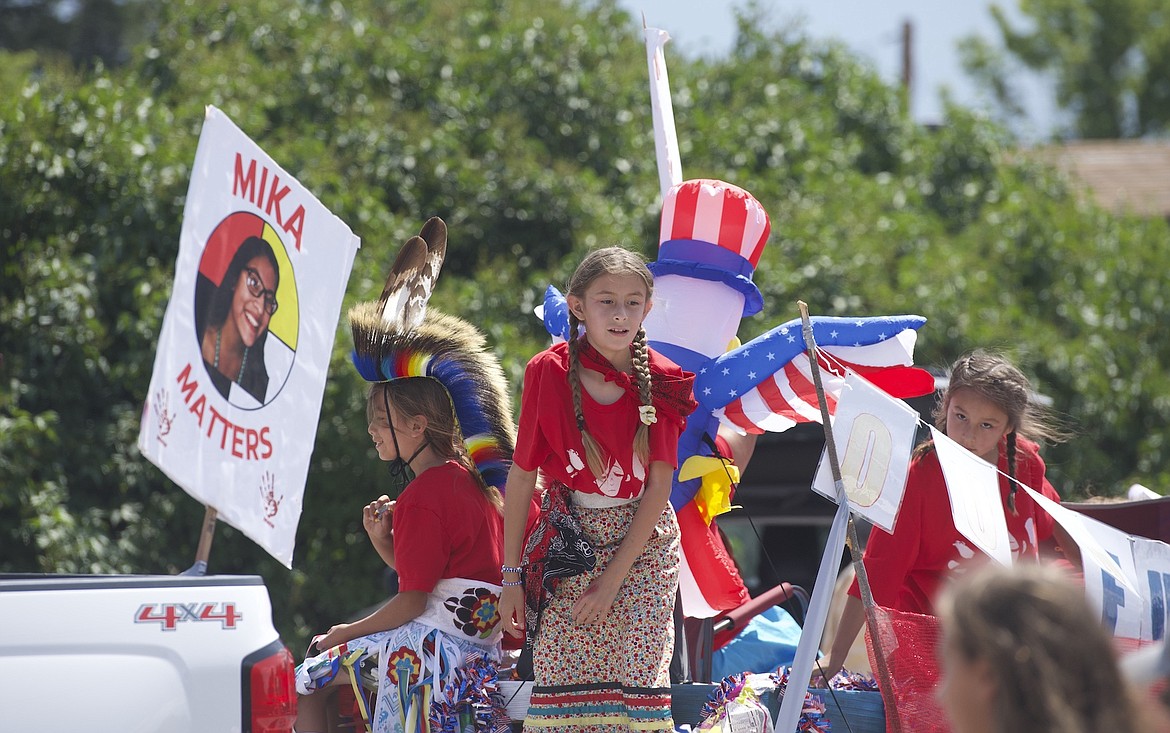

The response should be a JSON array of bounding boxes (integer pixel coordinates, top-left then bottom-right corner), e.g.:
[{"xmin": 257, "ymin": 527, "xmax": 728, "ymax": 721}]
[
  {"xmin": 697, "ymin": 315, "xmax": 934, "ymax": 435},
  {"xmin": 673, "ymin": 315, "xmax": 932, "ymax": 619}
]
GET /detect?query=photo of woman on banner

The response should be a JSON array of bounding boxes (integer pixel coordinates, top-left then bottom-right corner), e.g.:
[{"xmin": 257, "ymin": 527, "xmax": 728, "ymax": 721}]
[
  {"xmin": 196, "ymin": 234, "xmax": 282, "ymax": 404},
  {"xmin": 193, "ymin": 211, "xmax": 299, "ymax": 410}
]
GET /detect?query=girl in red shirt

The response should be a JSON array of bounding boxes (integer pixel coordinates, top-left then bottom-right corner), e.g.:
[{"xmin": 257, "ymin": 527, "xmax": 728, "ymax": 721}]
[
  {"xmin": 817, "ymin": 349, "xmax": 1073, "ymax": 683},
  {"xmin": 497, "ymin": 246, "xmax": 696, "ymax": 733},
  {"xmin": 295, "ymin": 377, "xmax": 512, "ymax": 733},
  {"xmin": 296, "ymin": 218, "xmax": 532, "ymax": 733}
]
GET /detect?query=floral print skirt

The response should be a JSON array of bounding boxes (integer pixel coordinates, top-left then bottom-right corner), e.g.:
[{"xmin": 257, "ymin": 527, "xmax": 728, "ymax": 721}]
[{"xmin": 524, "ymin": 500, "xmax": 680, "ymax": 733}]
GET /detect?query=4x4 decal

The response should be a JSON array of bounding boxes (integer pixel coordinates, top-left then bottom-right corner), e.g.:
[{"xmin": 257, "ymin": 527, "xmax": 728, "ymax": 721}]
[{"xmin": 135, "ymin": 602, "xmax": 242, "ymax": 630}]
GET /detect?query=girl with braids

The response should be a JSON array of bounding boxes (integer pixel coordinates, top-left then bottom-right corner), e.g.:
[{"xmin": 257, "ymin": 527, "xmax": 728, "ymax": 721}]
[
  {"xmin": 816, "ymin": 349, "xmax": 1075, "ymax": 684},
  {"xmin": 497, "ymin": 246, "xmax": 696, "ymax": 733},
  {"xmin": 936, "ymin": 562, "xmax": 1140, "ymax": 733},
  {"xmin": 296, "ymin": 217, "xmax": 540, "ymax": 733},
  {"xmin": 295, "ymin": 377, "xmax": 512, "ymax": 733}
]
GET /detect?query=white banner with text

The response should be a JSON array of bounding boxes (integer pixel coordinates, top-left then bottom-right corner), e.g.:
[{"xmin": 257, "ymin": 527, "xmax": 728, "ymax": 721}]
[{"xmin": 138, "ymin": 105, "xmax": 359, "ymax": 568}]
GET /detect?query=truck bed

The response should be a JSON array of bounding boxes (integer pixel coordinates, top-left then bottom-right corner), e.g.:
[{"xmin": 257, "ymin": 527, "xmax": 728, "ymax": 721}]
[{"xmin": 0, "ymin": 573, "xmax": 292, "ymax": 733}]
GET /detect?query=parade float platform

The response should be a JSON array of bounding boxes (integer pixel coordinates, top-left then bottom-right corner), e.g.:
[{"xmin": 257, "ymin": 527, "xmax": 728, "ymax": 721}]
[{"xmin": 498, "ymin": 681, "xmax": 886, "ymax": 732}]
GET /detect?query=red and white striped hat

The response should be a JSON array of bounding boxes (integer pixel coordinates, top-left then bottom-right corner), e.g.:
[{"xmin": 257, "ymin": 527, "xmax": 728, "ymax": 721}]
[{"xmin": 649, "ymin": 179, "xmax": 771, "ymax": 316}]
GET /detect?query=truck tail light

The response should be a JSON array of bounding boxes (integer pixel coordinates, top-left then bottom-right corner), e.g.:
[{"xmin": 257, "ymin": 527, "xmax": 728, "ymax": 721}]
[{"xmin": 242, "ymin": 641, "xmax": 297, "ymax": 732}]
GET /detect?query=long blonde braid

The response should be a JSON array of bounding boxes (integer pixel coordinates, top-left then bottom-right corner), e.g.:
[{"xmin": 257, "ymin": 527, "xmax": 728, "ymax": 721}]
[
  {"xmin": 567, "ymin": 310, "xmax": 608, "ymax": 479},
  {"xmin": 630, "ymin": 326, "xmax": 653, "ymax": 466}
]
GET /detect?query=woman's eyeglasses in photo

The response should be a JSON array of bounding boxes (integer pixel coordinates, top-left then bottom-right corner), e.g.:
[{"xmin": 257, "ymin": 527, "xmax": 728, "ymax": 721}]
[{"xmin": 243, "ymin": 266, "xmax": 279, "ymax": 315}]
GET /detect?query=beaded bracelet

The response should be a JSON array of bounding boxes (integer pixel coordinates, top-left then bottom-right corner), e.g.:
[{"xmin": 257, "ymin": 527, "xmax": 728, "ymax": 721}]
[
  {"xmin": 501, "ymin": 564, "xmax": 523, "ymax": 575},
  {"xmin": 501, "ymin": 579, "xmax": 524, "ymax": 587}
]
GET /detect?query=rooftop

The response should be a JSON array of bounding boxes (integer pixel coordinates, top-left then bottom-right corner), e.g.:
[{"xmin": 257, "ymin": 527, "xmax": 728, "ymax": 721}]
[{"xmin": 1028, "ymin": 140, "xmax": 1170, "ymax": 219}]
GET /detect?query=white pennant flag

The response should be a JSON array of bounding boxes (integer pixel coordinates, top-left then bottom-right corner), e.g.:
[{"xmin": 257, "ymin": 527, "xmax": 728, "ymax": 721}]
[
  {"xmin": 932, "ymin": 426, "xmax": 1012, "ymax": 567},
  {"xmin": 1022, "ymin": 485, "xmax": 1141, "ymax": 636},
  {"xmin": 137, "ymin": 105, "xmax": 360, "ymax": 568},
  {"xmin": 644, "ymin": 26, "xmax": 683, "ymax": 198},
  {"xmin": 775, "ymin": 498, "xmax": 851, "ymax": 733},
  {"xmin": 812, "ymin": 371, "xmax": 919, "ymax": 533}
]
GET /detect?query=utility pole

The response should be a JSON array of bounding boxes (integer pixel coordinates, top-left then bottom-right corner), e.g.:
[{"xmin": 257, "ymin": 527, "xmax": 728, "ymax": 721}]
[{"xmin": 901, "ymin": 19, "xmax": 913, "ymax": 117}]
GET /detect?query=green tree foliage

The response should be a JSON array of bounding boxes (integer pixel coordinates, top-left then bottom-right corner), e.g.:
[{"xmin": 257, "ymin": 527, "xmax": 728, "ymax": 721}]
[
  {"xmin": 0, "ymin": 0, "xmax": 158, "ymax": 67},
  {"xmin": 2, "ymin": 0, "xmax": 1169, "ymax": 653},
  {"xmin": 960, "ymin": 0, "xmax": 1170, "ymax": 138}
]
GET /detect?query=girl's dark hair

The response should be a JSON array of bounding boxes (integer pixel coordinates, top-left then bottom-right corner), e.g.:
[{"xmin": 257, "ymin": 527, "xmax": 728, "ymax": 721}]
[
  {"xmin": 564, "ymin": 246, "xmax": 655, "ymax": 479},
  {"xmin": 937, "ymin": 563, "xmax": 1139, "ymax": 733},
  {"xmin": 367, "ymin": 378, "xmax": 502, "ymax": 511},
  {"xmin": 922, "ymin": 349, "xmax": 1069, "ymax": 513},
  {"xmin": 208, "ymin": 236, "xmax": 279, "ymax": 328}
]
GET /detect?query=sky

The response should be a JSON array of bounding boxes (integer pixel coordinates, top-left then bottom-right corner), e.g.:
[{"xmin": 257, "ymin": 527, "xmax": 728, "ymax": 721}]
[{"xmin": 617, "ymin": 0, "xmax": 1063, "ymax": 141}]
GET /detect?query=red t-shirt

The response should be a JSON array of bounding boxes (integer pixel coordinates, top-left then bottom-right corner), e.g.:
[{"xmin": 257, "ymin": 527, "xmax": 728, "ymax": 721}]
[
  {"xmin": 850, "ymin": 437, "xmax": 1061, "ymax": 614},
  {"xmin": 393, "ymin": 460, "xmax": 504, "ymax": 593},
  {"xmin": 513, "ymin": 342, "xmax": 689, "ymax": 498}
]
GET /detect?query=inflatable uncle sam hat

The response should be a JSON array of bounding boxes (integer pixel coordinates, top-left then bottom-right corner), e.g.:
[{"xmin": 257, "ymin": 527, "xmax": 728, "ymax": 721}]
[
  {"xmin": 643, "ymin": 179, "xmax": 771, "ymax": 366},
  {"xmin": 649, "ymin": 178, "xmax": 770, "ymax": 318}
]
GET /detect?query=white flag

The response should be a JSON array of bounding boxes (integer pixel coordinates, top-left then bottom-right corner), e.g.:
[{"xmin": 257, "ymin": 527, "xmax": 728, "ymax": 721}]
[
  {"xmin": 1022, "ymin": 485, "xmax": 1141, "ymax": 636},
  {"xmin": 644, "ymin": 26, "xmax": 683, "ymax": 199},
  {"xmin": 932, "ymin": 426, "xmax": 1012, "ymax": 567},
  {"xmin": 812, "ymin": 371, "xmax": 919, "ymax": 533},
  {"xmin": 137, "ymin": 105, "xmax": 360, "ymax": 568}
]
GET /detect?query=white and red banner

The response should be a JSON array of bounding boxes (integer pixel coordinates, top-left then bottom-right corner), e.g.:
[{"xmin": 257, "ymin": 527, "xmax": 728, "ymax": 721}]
[{"xmin": 138, "ymin": 105, "xmax": 360, "ymax": 568}]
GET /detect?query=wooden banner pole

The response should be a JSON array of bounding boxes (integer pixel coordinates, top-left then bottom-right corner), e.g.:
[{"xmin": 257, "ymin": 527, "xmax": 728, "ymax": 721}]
[{"xmin": 184, "ymin": 505, "xmax": 218, "ymax": 576}]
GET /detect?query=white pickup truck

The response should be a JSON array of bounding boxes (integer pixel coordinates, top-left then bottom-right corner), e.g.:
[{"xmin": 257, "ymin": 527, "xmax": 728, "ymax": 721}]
[{"xmin": 0, "ymin": 573, "xmax": 296, "ymax": 732}]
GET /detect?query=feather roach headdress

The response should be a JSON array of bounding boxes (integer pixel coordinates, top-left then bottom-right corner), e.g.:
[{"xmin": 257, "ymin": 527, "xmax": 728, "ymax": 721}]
[{"xmin": 349, "ymin": 217, "xmax": 515, "ymax": 491}]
